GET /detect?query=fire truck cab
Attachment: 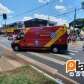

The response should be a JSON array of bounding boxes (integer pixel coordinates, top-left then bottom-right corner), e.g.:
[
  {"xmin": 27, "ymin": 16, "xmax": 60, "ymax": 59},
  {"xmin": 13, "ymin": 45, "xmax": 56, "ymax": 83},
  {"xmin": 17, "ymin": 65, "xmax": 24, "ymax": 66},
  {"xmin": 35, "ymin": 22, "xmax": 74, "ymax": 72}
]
[{"xmin": 11, "ymin": 26, "xmax": 68, "ymax": 53}]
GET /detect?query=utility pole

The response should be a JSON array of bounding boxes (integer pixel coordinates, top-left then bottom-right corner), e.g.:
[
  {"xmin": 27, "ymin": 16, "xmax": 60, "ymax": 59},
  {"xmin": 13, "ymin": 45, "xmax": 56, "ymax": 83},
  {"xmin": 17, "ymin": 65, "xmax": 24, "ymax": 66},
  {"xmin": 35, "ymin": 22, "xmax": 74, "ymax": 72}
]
[
  {"xmin": 47, "ymin": 16, "xmax": 50, "ymax": 26},
  {"xmin": 74, "ymin": 8, "xmax": 77, "ymax": 21},
  {"xmin": 73, "ymin": 8, "xmax": 77, "ymax": 31},
  {"xmin": 71, "ymin": 8, "xmax": 77, "ymax": 42}
]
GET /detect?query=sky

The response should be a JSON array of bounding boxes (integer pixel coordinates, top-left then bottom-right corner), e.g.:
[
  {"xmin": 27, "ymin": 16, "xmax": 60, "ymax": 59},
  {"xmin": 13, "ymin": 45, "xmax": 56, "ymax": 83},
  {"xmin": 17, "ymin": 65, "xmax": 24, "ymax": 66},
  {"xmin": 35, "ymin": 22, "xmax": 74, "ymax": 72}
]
[{"xmin": 0, "ymin": 0, "xmax": 83, "ymax": 26}]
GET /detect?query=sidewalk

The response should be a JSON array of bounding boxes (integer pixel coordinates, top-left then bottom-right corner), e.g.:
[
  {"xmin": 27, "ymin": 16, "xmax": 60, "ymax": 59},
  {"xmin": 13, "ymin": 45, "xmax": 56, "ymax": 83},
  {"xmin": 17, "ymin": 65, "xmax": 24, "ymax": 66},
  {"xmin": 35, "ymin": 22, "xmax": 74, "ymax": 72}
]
[
  {"xmin": 0, "ymin": 51, "xmax": 28, "ymax": 72},
  {"xmin": 0, "ymin": 56, "xmax": 22, "ymax": 72},
  {"xmin": 0, "ymin": 44, "xmax": 78, "ymax": 84},
  {"xmin": 68, "ymin": 41, "xmax": 84, "ymax": 49}
]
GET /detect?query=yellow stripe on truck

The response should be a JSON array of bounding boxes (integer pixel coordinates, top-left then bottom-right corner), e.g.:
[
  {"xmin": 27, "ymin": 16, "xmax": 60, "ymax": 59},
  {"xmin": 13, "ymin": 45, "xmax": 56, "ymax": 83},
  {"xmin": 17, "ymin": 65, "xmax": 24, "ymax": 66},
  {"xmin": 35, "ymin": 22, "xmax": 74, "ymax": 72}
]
[{"xmin": 44, "ymin": 27, "xmax": 67, "ymax": 47}]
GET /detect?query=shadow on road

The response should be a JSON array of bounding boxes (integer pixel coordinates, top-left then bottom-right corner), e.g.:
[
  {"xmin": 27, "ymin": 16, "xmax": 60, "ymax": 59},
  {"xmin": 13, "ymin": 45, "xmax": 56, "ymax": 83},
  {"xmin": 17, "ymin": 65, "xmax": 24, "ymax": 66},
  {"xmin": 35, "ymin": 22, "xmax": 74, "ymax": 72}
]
[{"xmin": 15, "ymin": 48, "xmax": 69, "ymax": 55}]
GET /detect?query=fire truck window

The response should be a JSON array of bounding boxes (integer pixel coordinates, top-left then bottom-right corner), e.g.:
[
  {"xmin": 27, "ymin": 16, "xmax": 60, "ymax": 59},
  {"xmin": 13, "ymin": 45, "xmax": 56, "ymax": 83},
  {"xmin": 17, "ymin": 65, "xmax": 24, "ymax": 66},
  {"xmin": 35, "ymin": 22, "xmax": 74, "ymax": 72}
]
[
  {"xmin": 17, "ymin": 32, "xmax": 24, "ymax": 40},
  {"xmin": 20, "ymin": 32, "xmax": 24, "ymax": 38}
]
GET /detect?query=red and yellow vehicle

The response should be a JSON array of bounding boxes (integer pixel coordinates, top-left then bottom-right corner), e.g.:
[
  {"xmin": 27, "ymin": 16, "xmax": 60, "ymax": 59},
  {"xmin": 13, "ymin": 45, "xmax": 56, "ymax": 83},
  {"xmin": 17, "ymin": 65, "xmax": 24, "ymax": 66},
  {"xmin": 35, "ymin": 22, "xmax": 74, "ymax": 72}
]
[{"xmin": 11, "ymin": 25, "xmax": 68, "ymax": 53}]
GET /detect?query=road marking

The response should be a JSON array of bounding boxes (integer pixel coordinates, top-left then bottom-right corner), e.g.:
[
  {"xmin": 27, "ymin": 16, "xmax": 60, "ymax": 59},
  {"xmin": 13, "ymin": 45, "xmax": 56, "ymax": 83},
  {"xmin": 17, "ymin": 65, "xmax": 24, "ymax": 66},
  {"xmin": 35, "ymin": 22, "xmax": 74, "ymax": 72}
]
[
  {"xmin": 0, "ymin": 37, "xmax": 79, "ymax": 84},
  {"xmin": 30, "ymin": 65, "xmax": 64, "ymax": 84},
  {"xmin": 28, "ymin": 52, "xmax": 65, "ymax": 65},
  {"xmin": 69, "ymin": 50, "xmax": 79, "ymax": 53},
  {"xmin": 69, "ymin": 53, "xmax": 75, "ymax": 56},
  {"xmin": 52, "ymin": 53, "xmax": 72, "ymax": 59},
  {"xmin": 76, "ymin": 48, "xmax": 82, "ymax": 51},
  {"xmin": 16, "ymin": 53, "xmax": 78, "ymax": 84},
  {"xmin": 16, "ymin": 53, "xmax": 58, "ymax": 75}
]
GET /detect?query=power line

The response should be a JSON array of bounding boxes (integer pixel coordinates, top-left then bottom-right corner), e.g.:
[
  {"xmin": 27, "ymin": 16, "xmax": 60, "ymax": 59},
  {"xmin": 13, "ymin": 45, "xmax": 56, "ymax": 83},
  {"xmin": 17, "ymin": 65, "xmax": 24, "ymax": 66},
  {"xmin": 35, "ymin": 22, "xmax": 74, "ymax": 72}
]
[
  {"xmin": 0, "ymin": 0, "xmax": 83, "ymax": 19},
  {"xmin": 9, "ymin": 0, "xmax": 56, "ymax": 19},
  {"xmin": 2, "ymin": 0, "xmax": 82, "ymax": 22},
  {"xmin": 9, "ymin": 6, "xmax": 82, "ymax": 21},
  {"xmin": 55, "ymin": 8, "xmax": 82, "ymax": 17}
]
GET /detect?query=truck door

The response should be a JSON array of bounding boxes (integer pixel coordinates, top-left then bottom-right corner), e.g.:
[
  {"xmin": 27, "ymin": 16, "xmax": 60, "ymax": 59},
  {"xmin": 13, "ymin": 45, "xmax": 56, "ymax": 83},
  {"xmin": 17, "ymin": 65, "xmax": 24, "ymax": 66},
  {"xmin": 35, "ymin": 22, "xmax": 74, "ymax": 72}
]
[
  {"xmin": 23, "ymin": 28, "xmax": 41, "ymax": 48},
  {"xmin": 16, "ymin": 32, "xmax": 26, "ymax": 47},
  {"xmin": 39, "ymin": 28, "xmax": 50, "ymax": 47}
]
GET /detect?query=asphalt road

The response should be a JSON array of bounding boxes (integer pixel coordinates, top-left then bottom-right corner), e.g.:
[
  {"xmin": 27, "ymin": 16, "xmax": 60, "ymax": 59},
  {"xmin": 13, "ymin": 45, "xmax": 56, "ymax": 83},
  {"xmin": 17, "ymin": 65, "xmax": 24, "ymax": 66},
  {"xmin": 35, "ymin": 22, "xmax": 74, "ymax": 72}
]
[{"xmin": 0, "ymin": 36, "xmax": 84, "ymax": 84}]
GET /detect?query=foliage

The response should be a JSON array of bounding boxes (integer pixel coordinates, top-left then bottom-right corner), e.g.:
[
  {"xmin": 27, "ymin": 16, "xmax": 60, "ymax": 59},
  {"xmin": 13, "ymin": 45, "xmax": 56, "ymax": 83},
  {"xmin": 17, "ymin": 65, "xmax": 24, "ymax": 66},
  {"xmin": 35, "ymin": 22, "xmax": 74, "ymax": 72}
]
[{"xmin": 0, "ymin": 65, "xmax": 56, "ymax": 84}]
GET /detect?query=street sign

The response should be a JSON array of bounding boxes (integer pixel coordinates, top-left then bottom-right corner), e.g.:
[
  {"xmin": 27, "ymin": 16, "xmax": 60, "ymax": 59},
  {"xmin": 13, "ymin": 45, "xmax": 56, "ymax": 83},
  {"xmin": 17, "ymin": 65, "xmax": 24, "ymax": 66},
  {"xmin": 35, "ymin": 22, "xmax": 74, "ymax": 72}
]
[{"xmin": 3, "ymin": 13, "xmax": 7, "ymax": 20}]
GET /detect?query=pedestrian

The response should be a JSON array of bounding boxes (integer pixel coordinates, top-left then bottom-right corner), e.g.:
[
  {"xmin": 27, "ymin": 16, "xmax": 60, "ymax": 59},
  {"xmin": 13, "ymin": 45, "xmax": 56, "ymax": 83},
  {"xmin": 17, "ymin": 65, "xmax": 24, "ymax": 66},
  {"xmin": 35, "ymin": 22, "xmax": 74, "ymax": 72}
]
[{"xmin": 12, "ymin": 33, "xmax": 17, "ymax": 41}]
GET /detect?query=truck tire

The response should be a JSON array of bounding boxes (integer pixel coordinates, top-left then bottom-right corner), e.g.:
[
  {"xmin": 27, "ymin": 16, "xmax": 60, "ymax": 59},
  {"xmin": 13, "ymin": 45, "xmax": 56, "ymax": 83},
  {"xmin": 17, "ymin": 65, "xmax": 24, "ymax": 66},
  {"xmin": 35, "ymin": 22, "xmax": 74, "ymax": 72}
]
[
  {"xmin": 12, "ymin": 45, "xmax": 20, "ymax": 51},
  {"xmin": 51, "ymin": 47, "xmax": 58, "ymax": 53}
]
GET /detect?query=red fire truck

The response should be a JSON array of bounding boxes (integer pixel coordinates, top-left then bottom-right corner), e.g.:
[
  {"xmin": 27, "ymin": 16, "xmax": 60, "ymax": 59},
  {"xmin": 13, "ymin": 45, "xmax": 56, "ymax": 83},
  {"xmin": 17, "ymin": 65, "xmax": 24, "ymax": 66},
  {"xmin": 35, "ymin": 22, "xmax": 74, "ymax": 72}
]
[{"xmin": 11, "ymin": 26, "xmax": 68, "ymax": 53}]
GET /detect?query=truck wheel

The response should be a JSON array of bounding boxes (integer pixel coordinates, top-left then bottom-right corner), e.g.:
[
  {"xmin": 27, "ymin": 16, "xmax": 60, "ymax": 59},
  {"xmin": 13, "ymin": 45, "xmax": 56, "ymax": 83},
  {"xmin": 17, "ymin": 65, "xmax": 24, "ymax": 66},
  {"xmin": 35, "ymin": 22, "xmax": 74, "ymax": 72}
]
[
  {"xmin": 13, "ymin": 45, "xmax": 20, "ymax": 51},
  {"xmin": 52, "ymin": 47, "xmax": 58, "ymax": 53}
]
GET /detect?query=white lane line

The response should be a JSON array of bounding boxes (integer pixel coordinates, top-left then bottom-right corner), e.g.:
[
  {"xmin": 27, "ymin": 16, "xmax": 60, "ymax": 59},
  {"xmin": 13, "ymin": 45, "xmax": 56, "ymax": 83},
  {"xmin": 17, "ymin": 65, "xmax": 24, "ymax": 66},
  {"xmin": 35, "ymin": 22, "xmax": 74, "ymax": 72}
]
[
  {"xmin": 76, "ymin": 48, "xmax": 82, "ymax": 51},
  {"xmin": 16, "ymin": 53, "xmax": 78, "ymax": 84},
  {"xmin": 16, "ymin": 53, "xmax": 58, "ymax": 75},
  {"xmin": 28, "ymin": 52, "xmax": 65, "ymax": 65},
  {"xmin": 69, "ymin": 53, "xmax": 76, "ymax": 56},
  {"xmin": 30, "ymin": 65, "xmax": 64, "ymax": 84},
  {"xmin": 52, "ymin": 53, "xmax": 72, "ymax": 59},
  {"xmin": 69, "ymin": 50, "xmax": 79, "ymax": 53}
]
